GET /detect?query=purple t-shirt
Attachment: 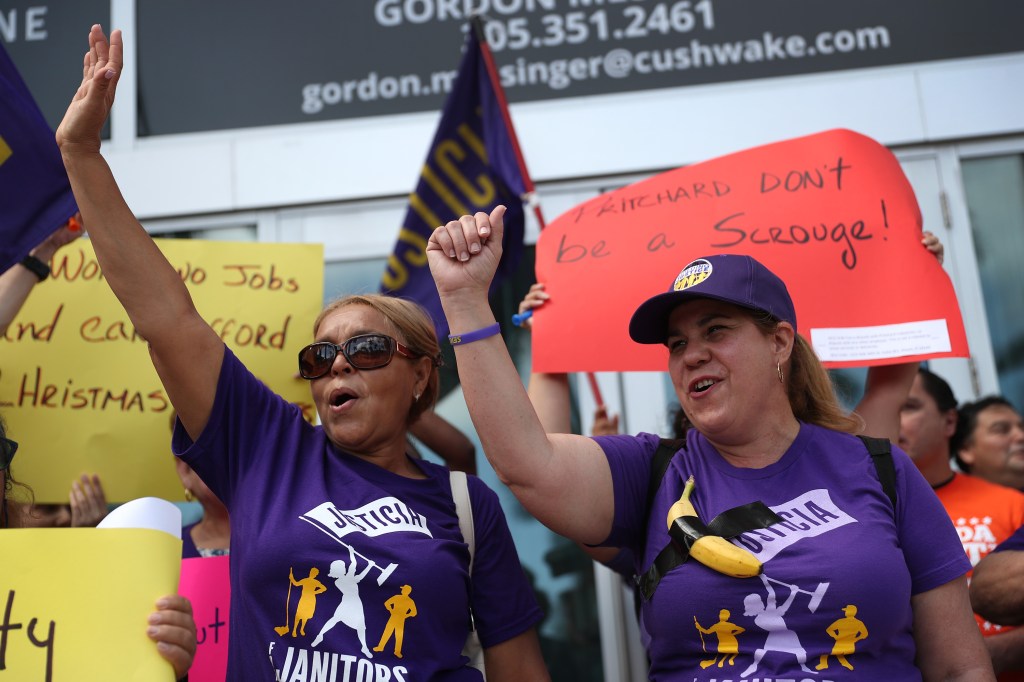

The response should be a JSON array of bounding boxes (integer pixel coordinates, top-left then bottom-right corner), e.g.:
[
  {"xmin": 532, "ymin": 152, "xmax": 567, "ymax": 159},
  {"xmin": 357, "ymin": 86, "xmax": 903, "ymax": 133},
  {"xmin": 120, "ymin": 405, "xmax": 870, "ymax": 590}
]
[
  {"xmin": 173, "ymin": 347, "xmax": 542, "ymax": 681},
  {"xmin": 994, "ymin": 524, "xmax": 1024, "ymax": 552},
  {"xmin": 596, "ymin": 422, "xmax": 970, "ymax": 681}
]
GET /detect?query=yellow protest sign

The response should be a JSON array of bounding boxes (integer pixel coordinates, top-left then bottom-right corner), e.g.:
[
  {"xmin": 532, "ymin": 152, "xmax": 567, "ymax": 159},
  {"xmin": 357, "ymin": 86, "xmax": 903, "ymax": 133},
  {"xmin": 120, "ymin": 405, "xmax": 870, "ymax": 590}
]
[
  {"xmin": 0, "ymin": 239, "xmax": 324, "ymax": 501},
  {"xmin": 0, "ymin": 528, "xmax": 181, "ymax": 681}
]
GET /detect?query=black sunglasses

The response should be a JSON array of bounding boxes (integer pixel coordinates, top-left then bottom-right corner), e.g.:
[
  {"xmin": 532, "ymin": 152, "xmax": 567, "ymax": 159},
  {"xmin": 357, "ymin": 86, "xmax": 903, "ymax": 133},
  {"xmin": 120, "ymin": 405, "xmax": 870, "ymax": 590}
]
[
  {"xmin": 298, "ymin": 333, "xmax": 425, "ymax": 379},
  {"xmin": 1, "ymin": 437, "xmax": 17, "ymax": 471}
]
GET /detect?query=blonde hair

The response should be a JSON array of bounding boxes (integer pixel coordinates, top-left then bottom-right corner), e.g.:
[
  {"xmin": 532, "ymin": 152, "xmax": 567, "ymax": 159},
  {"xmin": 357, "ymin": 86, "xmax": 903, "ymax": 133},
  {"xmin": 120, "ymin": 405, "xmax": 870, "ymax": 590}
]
[
  {"xmin": 750, "ymin": 315, "xmax": 862, "ymax": 435},
  {"xmin": 314, "ymin": 294, "xmax": 441, "ymax": 424}
]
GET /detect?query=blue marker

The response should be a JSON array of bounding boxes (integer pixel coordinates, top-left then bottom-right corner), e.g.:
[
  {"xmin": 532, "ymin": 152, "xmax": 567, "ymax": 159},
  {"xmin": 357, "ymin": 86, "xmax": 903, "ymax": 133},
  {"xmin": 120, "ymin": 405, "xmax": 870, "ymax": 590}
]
[{"xmin": 512, "ymin": 310, "xmax": 533, "ymax": 327}]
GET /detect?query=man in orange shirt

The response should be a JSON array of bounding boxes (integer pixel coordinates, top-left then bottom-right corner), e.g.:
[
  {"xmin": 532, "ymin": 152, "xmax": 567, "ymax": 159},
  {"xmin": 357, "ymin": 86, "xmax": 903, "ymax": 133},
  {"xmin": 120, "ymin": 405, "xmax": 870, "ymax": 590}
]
[
  {"xmin": 899, "ymin": 368, "xmax": 1024, "ymax": 678},
  {"xmin": 954, "ymin": 396, "xmax": 1024, "ymax": 493}
]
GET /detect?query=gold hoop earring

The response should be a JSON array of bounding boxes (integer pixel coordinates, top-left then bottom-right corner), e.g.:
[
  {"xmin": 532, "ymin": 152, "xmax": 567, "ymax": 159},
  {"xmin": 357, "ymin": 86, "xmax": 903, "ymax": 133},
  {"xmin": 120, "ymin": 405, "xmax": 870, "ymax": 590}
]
[
  {"xmin": 184, "ymin": 489, "xmax": 194, "ymax": 502},
  {"xmin": 777, "ymin": 362, "xmax": 784, "ymax": 384}
]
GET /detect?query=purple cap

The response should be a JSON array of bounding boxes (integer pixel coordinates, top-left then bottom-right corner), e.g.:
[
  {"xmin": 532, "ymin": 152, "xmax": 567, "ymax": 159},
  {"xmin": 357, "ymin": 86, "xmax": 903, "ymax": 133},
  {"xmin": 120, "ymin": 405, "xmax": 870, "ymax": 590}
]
[{"xmin": 628, "ymin": 254, "xmax": 797, "ymax": 344}]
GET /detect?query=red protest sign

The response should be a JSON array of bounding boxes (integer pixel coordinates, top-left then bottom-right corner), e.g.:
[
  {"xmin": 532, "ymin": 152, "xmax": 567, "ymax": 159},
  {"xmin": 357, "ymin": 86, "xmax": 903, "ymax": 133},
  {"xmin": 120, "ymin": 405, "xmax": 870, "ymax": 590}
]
[{"xmin": 533, "ymin": 129, "xmax": 968, "ymax": 373}]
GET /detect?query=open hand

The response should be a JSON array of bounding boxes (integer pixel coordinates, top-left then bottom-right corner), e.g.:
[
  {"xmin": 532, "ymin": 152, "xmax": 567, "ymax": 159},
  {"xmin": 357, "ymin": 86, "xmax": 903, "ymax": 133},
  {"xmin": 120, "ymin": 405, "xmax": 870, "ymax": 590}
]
[
  {"xmin": 70, "ymin": 473, "xmax": 108, "ymax": 527},
  {"xmin": 55, "ymin": 25, "xmax": 122, "ymax": 154}
]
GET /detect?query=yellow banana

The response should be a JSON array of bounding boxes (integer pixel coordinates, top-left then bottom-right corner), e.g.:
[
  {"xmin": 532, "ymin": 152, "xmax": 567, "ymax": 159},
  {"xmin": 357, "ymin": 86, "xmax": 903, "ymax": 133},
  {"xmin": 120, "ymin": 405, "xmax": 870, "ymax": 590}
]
[{"xmin": 666, "ymin": 476, "xmax": 762, "ymax": 579}]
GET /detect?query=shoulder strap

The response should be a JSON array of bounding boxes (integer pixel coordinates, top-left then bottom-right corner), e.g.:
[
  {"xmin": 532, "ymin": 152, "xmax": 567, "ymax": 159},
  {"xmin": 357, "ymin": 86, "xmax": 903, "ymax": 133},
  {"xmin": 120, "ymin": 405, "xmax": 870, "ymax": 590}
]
[
  {"xmin": 635, "ymin": 438, "xmax": 685, "ymax": 600},
  {"xmin": 646, "ymin": 438, "xmax": 685, "ymax": 516},
  {"xmin": 450, "ymin": 470, "xmax": 475, "ymax": 574},
  {"xmin": 858, "ymin": 435, "xmax": 897, "ymax": 510}
]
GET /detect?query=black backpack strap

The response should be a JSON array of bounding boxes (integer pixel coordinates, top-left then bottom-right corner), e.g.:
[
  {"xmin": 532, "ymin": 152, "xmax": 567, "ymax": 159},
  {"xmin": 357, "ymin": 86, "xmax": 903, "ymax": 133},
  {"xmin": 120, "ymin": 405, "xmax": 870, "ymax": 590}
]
[
  {"xmin": 634, "ymin": 438, "xmax": 684, "ymax": 600},
  {"xmin": 645, "ymin": 438, "xmax": 685, "ymax": 514},
  {"xmin": 858, "ymin": 435, "xmax": 897, "ymax": 510}
]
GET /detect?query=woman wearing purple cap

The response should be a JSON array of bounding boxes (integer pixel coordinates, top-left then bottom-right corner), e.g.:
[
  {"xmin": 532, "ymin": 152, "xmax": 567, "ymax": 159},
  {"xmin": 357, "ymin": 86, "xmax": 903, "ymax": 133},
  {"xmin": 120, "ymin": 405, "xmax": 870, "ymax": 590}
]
[{"xmin": 428, "ymin": 206, "xmax": 993, "ymax": 680}]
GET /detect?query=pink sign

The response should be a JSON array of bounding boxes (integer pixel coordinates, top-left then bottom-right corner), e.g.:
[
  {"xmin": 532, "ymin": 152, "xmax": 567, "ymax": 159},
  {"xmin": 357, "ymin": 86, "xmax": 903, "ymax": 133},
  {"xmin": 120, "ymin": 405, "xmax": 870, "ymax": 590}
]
[{"xmin": 179, "ymin": 556, "xmax": 231, "ymax": 681}]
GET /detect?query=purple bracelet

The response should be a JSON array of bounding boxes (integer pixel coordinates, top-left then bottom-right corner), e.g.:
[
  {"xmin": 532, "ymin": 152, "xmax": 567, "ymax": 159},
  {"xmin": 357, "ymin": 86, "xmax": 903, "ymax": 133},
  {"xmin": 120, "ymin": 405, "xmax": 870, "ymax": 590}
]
[{"xmin": 449, "ymin": 322, "xmax": 501, "ymax": 346}]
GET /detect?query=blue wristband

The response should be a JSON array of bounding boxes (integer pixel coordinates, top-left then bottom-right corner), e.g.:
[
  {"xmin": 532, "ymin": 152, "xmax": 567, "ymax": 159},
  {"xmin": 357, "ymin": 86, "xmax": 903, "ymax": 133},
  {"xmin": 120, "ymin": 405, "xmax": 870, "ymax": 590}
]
[{"xmin": 449, "ymin": 322, "xmax": 501, "ymax": 346}]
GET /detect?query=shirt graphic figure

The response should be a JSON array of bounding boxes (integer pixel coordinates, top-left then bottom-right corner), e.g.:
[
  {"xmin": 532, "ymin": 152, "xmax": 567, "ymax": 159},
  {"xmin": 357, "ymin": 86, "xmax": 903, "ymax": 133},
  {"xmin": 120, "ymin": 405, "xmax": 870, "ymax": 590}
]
[
  {"xmin": 741, "ymin": 574, "xmax": 818, "ymax": 676},
  {"xmin": 374, "ymin": 584, "xmax": 418, "ymax": 658},
  {"xmin": 816, "ymin": 604, "xmax": 868, "ymax": 671},
  {"xmin": 310, "ymin": 546, "xmax": 375, "ymax": 656},
  {"xmin": 694, "ymin": 609, "xmax": 745, "ymax": 669},
  {"xmin": 289, "ymin": 566, "xmax": 327, "ymax": 638}
]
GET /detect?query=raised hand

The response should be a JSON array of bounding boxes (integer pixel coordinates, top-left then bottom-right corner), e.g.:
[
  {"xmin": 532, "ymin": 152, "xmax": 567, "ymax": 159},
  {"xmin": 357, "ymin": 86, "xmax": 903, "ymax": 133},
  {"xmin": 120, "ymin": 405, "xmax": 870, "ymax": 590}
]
[
  {"xmin": 426, "ymin": 205, "xmax": 505, "ymax": 300},
  {"xmin": 69, "ymin": 473, "xmax": 108, "ymax": 527},
  {"xmin": 31, "ymin": 213, "xmax": 84, "ymax": 261},
  {"xmin": 921, "ymin": 230, "xmax": 944, "ymax": 265},
  {"xmin": 55, "ymin": 25, "xmax": 123, "ymax": 154},
  {"xmin": 516, "ymin": 282, "xmax": 550, "ymax": 332},
  {"xmin": 591, "ymin": 405, "xmax": 620, "ymax": 437}
]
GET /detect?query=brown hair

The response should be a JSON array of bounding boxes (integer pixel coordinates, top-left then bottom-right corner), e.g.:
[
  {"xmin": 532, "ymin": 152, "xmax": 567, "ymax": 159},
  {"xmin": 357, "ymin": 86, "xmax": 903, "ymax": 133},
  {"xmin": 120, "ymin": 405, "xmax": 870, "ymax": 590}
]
[
  {"xmin": 750, "ymin": 314, "xmax": 862, "ymax": 434},
  {"xmin": 1, "ymin": 415, "xmax": 34, "ymax": 527},
  {"xmin": 314, "ymin": 294, "xmax": 441, "ymax": 425}
]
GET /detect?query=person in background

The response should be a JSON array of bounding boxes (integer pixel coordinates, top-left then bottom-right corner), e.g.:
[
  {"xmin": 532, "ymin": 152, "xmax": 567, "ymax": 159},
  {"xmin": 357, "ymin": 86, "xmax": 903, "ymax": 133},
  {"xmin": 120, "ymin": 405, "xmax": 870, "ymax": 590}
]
[
  {"xmin": 1, "ymin": 415, "xmax": 196, "ymax": 678},
  {"xmin": 899, "ymin": 367, "xmax": 1024, "ymax": 677},
  {"xmin": 176, "ymin": 457, "xmax": 230, "ymax": 558},
  {"xmin": 408, "ymin": 409, "xmax": 478, "ymax": 475},
  {"xmin": 0, "ymin": 214, "xmax": 82, "ymax": 336},
  {"xmin": 57, "ymin": 26, "xmax": 548, "ymax": 680},
  {"xmin": 428, "ymin": 206, "xmax": 992, "ymax": 679},
  {"xmin": 16, "ymin": 472, "xmax": 108, "ymax": 528},
  {"xmin": 169, "ymin": 412, "xmax": 230, "ymax": 558},
  {"xmin": 971, "ymin": 524, "xmax": 1024, "ymax": 627},
  {"xmin": 954, "ymin": 396, "xmax": 1024, "ymax": 492}
]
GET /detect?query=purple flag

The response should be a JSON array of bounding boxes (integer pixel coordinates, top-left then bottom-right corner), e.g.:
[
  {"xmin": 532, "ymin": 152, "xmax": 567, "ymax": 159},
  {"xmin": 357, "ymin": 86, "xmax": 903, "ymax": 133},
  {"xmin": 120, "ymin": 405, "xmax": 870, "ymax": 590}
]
[
  {"xmin": 380, "ymin": 27, "xmax": 527, "ymax": 339},
  {"xmin": 0, "ymin": 41, "xmax": 77, "ymax": 273}
]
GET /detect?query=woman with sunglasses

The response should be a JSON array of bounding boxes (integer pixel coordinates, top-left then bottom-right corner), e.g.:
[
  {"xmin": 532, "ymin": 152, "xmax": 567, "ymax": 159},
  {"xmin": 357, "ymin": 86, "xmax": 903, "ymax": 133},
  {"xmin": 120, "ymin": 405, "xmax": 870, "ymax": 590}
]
[
  {"xmin": 56, "ymin": 25, "xmax": 547, "ymax": 681},
  {"xmin": 427, "ymin": 206, "xmax": 994, "ymax": 680},
  {"xmin": 0, "ymin": 416, "xmax": 197, "ymax": 678}
]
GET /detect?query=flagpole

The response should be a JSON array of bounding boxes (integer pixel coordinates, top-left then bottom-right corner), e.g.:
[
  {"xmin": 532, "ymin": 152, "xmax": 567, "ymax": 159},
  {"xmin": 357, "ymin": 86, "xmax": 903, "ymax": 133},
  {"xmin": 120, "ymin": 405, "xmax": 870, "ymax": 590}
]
[
  {"xmin": 471, "ymin": 16, "xmax": 545, "ymax": 231},
  {"xmin": 471, "ymin": 16, "xmax": 606, "ymax": 411}
]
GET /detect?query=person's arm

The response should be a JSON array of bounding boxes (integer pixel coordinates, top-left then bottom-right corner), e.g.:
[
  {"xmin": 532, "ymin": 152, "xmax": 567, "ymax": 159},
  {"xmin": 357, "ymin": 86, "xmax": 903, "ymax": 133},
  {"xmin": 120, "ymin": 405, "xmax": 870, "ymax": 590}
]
[
  {"xmin": 519, "ymin": 283, "xmax": 575, "ymax": 434},
  {"xmin": 983, "ymin": 627, "xmax": 1024, "ymax": 675},
  {"xmin": 147, "ymin": 594, "xmax": 197, "ymax": 681},
  {"xmin": 971, "ymin": 549, "xmax": 1024, "ymax": 626},
  {"xmin": 69, "ymin": 472, "xmax": 108, "ymax": 527},
  {"xmin": 56, "ymin": 26, "xmax": 222, "ymax": 439},
  {"xmin": 0, "ymin": 217, "xmax": 81, "ymax": 336},
  {"xmin": 518, "ymin": 285, "xmax": 624, "ymax": 563},
  {"xmin": 427, "ymin": 207, "xmax": 613, "ymax": 545},
  {"xmin": 855, "ymin": 362, "xmax": 919, "ymax": 441},
  {"xmin": 409, "ymin": 410, "xmax": 477, "ymax": 475},
  {"xmin": 482, "ymin": 629, "xmax": 551, "ymax": 682},
  {"xmin": 854, "ymin": 233, "xmax": 944, "ymax": 441},
  {"xmin": 520, "ymin": 283, "xmax": 620, "ymax": 437},
  {"xmin": 911, "ymin": 576, "xmax": 995, "ymax": 680}
]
